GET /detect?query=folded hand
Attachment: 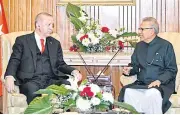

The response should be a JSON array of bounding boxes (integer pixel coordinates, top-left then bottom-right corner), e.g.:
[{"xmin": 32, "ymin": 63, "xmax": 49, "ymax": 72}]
[{"xmin": 148, "ymin": 80, "xmax": 161, "ymax": 88}]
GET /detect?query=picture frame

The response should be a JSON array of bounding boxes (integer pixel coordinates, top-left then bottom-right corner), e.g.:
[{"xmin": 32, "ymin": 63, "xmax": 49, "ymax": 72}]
[{"xmin": 56, "ymin": 0, "xmax": 136, "ymax": 6}]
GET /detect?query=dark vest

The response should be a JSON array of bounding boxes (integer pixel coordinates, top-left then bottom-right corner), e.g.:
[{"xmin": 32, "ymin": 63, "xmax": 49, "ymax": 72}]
[{"xmin": 32, "ymin": 42, "xmax": 55, "ymax": 87}]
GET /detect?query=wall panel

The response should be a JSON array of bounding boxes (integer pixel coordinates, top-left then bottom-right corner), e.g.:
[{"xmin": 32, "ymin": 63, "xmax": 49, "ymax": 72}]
[{"xmin": 3, "ymin": 0, "xmax": 180, "ymax": 50}]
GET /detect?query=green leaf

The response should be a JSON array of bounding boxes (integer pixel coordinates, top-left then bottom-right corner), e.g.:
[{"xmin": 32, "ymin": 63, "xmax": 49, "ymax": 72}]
[
  {"xmin": 118, "ymin": 32, "xmax": 138, "ymax": 37},
  {"xmin": 96, "ymin": 92, "xmax": 102, "ymax": 99},
  {"xmin": 66, "ymin": 2, "xmax": 81, "ymax": 18},
  {"xmin": 62, "ymin": 99, "xmax": 76, "ymax": 111},
  {"xmin": 69, "ymin": 16, "xmax": 84, "ymax": 31},
  {"xmin": 80, "ymin": 79, "xmax": 88, "ymax": 85},
  {"xmin": 95, "ymin": 102, "xmax": 110, "ymax": 111},
  {"xmin": 47, "ymin": 85, "xmax": 70, "ymax": 96},
  {"xmin": 113, "ymin": 101, "xmax": 139, "ymax": 114},
  {"xmin": 66, "ymin": 2, "xmax": 86, "ymax": 31},
  {"xmin": 24, "ymin": 96, "xmax": 53, "ymax": 114},
  {"xmin": 35, "ymin": 89, "xmax": 53, "ymax": 95}
]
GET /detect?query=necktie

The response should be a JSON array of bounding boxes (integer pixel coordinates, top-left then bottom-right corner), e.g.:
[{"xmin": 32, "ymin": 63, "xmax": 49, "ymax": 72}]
[{"xmin": 40, "ymin": 39, "xmax": 45, "ymax": 53}]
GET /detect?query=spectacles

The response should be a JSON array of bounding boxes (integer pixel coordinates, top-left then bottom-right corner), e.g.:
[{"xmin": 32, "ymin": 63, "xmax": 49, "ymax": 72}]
[{"xmin": 138, "ymin": 28, "xmax": 153, "ymax": 31}]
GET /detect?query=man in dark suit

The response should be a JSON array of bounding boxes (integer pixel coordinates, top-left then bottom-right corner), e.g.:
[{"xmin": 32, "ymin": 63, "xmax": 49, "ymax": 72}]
[
  {"xmin": 118, "ymin": 17, "xmax": 177, "ymax": 113},
  {"xmin": 4, "ymin": 12, "xmax": 82, "ymax": 104}
]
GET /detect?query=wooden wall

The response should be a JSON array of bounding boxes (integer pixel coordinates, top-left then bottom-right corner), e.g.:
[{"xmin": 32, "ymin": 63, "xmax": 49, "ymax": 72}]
[
  {"xmin": 3, "ymin": 0, "xmax": 180, "ymax": 50},
  {"xmin": 3, "ymin": 0, "xmax": 58, "ymax": 32}
]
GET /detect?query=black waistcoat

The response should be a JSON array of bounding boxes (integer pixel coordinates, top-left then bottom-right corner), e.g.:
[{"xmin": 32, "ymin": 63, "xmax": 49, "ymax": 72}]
[{"xmin": 32, "ymin": 42, "xmax": 55, "ymax": 87}]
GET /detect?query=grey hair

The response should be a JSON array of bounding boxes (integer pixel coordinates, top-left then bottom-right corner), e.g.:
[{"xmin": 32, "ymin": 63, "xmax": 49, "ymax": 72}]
[
  {"xmin": 35, "ymin": 12, "xmax": 53, "ymax": 28},
  {"xmin": 142, "ymin": 17, "xmax": 159, "ymax": 34}
]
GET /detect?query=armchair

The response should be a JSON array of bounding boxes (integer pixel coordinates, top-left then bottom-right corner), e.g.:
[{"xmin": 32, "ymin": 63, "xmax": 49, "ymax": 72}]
[
  {"xmin": 0, "ymin": 31, "xmax": 61, "ymax": 114},
  {"xmin": 120, "ymin": 32, "xmax": 180, "ymax": 114}
]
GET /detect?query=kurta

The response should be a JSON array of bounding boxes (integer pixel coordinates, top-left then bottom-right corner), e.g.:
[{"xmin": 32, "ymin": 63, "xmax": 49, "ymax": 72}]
[{"xmin": 118, "ymin": 35, "xmax": 178, "ymax": 113}]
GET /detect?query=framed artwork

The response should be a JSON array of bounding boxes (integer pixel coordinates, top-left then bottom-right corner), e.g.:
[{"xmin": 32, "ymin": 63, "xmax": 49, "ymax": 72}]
[{"xmin": 57, "ymin": 0, "xmax": 136, "ymax": 6}]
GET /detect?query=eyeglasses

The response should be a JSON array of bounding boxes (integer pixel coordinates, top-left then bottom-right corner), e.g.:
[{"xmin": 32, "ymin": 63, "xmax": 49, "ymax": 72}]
[{"xmin": 138, "ymin": 28, "xmax": 153, "ymax": 31}]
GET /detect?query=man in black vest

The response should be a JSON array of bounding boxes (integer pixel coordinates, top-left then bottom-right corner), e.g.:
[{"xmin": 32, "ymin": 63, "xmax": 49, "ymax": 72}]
[{"xmin": 4, "ymin": 12, "xmax": 82, "ymax": 104}]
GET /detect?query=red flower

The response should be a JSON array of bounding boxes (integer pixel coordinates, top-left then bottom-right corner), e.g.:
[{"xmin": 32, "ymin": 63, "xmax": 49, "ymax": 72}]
[
  {"xmin": 69, "ymin": 46, "xmax": 74, "ymax": 51},
  {"xmin": 80, "ymin": 34, "xmax": 88, "ymax": 41},
  {"xmin": 86, "ymin": 91, "xmax": 94, "ymax": 97},
  {"xmin": 80, "ymin": 91, "xmax": 86, "ymax": 97},
  {"xmin": 80, "ymin": 86, "xmax": 94, "ymax": 97},
  {"xmin": 105, "ymin": 46, "xmax": 111, "ymax": 51},
  {"xmin": 118, "ymin": 40, "xmax": 124, "ymax": 49},
  {"xmin": 69, "ymin": 45, "xmax": 78, "ymax": 52},
  {"xmin": 83, "ymin": 86, "xmax": 91, "ymax": 92},
  {"xmin": 101, "ymin": 27, "xmax": 109, "ymax": 33}
]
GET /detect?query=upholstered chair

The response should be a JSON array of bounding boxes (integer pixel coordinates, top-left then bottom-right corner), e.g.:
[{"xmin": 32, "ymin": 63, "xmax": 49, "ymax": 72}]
[
  {"xmin": 0, "ymin": 31, "xmax": 61, "ymax": 114},
  {"xmin": 120, "ymin": 32, "xmax": 180, "ymax": 114}
]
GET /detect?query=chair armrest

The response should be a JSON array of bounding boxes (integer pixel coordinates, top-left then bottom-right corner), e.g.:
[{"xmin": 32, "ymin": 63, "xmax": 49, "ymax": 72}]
[
  {"xmin": 120, "ymin": 75, "xmax": 137, "ymax": 86},
  {"xmin": 176, "ymin": 85, "xmax": 180, "ymax": 95},
  {"xmin": 2, "ymin": 84, "xmax": 27, "ymax": 114}
]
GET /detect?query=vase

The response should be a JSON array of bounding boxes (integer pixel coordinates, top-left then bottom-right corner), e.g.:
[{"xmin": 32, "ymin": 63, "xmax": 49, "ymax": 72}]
[{"xmin": 76, "ymin": 108, "xmax": 96, "ymax": 114}]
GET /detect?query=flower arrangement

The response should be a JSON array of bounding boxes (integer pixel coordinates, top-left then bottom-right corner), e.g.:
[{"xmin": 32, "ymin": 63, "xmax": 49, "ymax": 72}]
[
  {"xmin": 66, "ymin": 80, "xmax": 114, "ymax": 113},
  {"xmin": 24, "ymin": 78, "xmax": 138, "ymax": 114},
  {"xmin": 67, "ymin": 3, "xmax": 137, "ymax": 53}
]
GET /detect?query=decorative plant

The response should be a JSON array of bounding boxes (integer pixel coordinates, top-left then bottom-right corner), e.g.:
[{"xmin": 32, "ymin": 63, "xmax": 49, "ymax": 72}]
[
  {"xmin": 67, "ymin": 3, "xmax": 138, "ymax": 53},
  {"xmin": 24, "ymin": 79, "xmax": 139, "ymax": 114}
]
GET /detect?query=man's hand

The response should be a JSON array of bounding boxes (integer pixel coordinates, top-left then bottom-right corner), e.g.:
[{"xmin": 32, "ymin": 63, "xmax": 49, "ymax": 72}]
[
  {"xmin": 122, "ymin": 66, "xmax": 133, "ymax": 75},
  {"xmin": 148, "ymin": 80, "xmax": 161, "ymax": 88},
  {"xmin": 5, "ymin": 76, "xmax": 15, "ymax": 93},
  {"xmin": 71, "ymin": 70, "xmax": 82, "ymax": 81}
]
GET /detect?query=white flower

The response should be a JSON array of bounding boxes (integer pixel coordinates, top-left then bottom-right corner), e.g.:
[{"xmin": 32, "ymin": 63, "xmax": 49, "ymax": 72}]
[
  {"xmin": 88, "ymin": 33, "xmax": 99, "ymax": 45},
  {"xmin": 86, "ymin": 26, "xmax": 91, "ymax": 30},
  {"xmin": 102, "ymin": 92, "xmax": 114, "ymax": 103},
  {"xmin": 90, "ymin": 97, "xmax": 101, "ymax": 106},
  {"xmin": 79, "ymin": 28, "xmax": 85, "ymax": 34},
  {"xmin": 78, "ymin": 16, "xmax": 88, "ymax": 23},
  {"xmin": 89, "ymin": 84, "xmax": 101, "ymax": 95},
  {"xmin": 65, "ymin": 85, "xmax": 72, "ymax": 90},
  {"xmin": 109, "ymin": 30, "xmax": 118, "ymax": 38},
  {"xmin": 65, "ymin": 76, "xmax": 78, "ymax": 91},
  {"xmin": 82, "ymin": 38, "xmax": 90, "ymax": 46},
  {"xmin": 96, "ymin": 30, "xmax": 103, "ymax": 39},
  {"xmin": 76, "ymin": 97, "xmax": 91, "ymax": 111},
  {"xmin": 76, "ymin": 33, "xmax": 84, "ymax": 41},
  {"xmin": 72, "ymin": 92, "xmax": 78, "ymax": 99},
  {"xmin": 118, "ymin": 37, "xmax": 125, "ymax": 42},
  {"xmin": 78, "ymin": 85, "xmax": 86, "ymax": 91}
]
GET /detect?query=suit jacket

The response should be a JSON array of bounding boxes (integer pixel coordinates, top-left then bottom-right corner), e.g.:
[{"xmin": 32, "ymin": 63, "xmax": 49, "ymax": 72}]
[
  {"xmin": 118, "ymin": 36, "xmax": 178, "ymax": 113},
  {"xmin": 4, "ymin": 32, "xmax": 75, "ymax": 85}
]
